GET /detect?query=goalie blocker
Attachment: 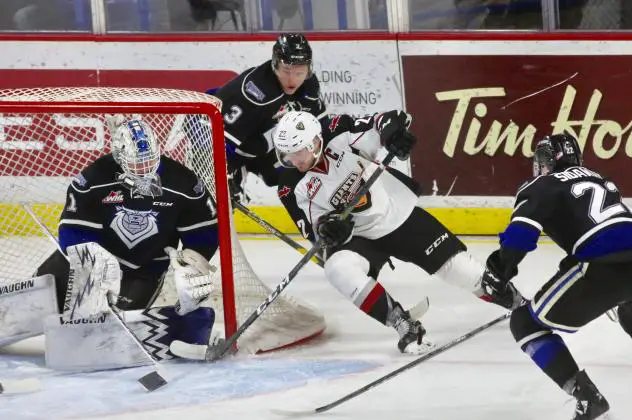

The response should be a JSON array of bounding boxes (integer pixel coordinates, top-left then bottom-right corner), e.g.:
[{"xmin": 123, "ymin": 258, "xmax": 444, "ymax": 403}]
[{"xmin": 0, "ymin": 242, "xmax": 220, "ymax": 371}]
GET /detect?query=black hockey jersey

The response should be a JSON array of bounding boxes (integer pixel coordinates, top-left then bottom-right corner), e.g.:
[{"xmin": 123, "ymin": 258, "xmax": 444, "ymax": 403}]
[
  {"xmin": 501, "ymin": 166, "xmax": 632, "ymax": 261},
  {"xmin": 277, "ymin": 114, "xmax": 421, "ymax": 242},
  {"xmin": 215, "ymin": 60, "xmax": 326, "ymax": 185},
  {"xmin": 59, "ymin": 155, "xmax": 218, "ymax": 273}
]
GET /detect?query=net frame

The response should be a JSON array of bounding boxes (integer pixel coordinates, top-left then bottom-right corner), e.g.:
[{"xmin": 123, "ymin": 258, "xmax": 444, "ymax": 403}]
[{"xmin": 0, "ymin": 97, "xmax": 237, "ymax": 338}]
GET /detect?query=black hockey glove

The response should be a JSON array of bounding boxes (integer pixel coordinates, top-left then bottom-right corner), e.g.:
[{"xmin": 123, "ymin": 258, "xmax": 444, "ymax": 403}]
[
  {"xmin": 376, "ymin": 110, "xmax": 412, "ymax": 133},
  {"xmin": 375, "ymin": 110, "xmax": 415, "ymax": 160},
  {"xmin": 227, "ymin": 164, "xmax": 250, "ymax": 205},
  {"xmin": 317, "ymin": 212, "xmax": 354, "ymax": 248},
  {"xmin": 480, "ymin": 250, "xmax": 524, "ymax": 310}
]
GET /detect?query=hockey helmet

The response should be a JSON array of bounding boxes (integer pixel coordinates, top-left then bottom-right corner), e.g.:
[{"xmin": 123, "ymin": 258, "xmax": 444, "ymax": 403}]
[
  {"xmin": 272, "ymin": 33, "xmax": 312, "ymax": 71},
  {"xmin": 533, "ymin": 132, "xmax": 583, "ymax": 177},
  {"xmin": 273, "ymin": 111, "xmax": 322, "ymax": 171}
]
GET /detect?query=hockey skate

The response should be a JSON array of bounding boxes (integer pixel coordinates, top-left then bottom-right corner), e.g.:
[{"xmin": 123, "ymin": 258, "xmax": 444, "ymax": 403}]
[
  {"xmin": 569, "ymin": 370, "xmax": 610, "ymax": 420},
  {"xmin": 390, "ymin": 304, "xmax": 434, "ymax": 355}
]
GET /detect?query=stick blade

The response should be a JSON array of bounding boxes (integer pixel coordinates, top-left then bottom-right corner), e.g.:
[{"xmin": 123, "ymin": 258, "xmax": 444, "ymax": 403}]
[
  {"xmin": 138, "ymin": 370, "xmax": 168, "ymax": 392},
  {"xmin": 0, "ymin": 378, "xmax": 42, "ymax": 395}
]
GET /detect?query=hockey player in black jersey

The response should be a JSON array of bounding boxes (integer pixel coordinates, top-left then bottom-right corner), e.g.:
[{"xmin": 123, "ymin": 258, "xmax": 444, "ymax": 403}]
[
  {"xmin": 272, "ymin": 110, "xmax": 523, "ymax": 355},
  {"xmin": 0, "ymin": 119, "xmax": 221, "ymax": 369},
  {"xmin": 481, "ymin": 133, "xmax": 632, "ymax": 419},
  {"xmin": 212, "ymin": 32, "xmax": 326, "ymax": 194}
]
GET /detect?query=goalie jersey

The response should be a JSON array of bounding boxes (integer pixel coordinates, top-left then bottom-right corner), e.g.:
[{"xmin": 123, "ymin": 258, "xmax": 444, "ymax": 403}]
[
  {"xmin": 500, "ymin": 166, "xmax": 632, "ymax": 261},
  {"xmin": 278, "ymin": 114, "xmax": 421, "ymax": 242},
  {"xmin": 58, "ymin": 155, "xmax": 218, "ymax": 274}
]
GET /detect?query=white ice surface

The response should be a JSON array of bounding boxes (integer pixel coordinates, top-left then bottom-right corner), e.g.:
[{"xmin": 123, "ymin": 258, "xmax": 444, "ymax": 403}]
[{"xmin": 1, "ymin": 238, "xmax": 631, "ymax": 420}]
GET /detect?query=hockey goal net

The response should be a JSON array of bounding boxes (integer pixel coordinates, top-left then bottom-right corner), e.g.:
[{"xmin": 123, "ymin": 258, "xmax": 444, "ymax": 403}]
[{"xmin": 0, "ymin": 87, "xmax": 324, "ymax": 354}]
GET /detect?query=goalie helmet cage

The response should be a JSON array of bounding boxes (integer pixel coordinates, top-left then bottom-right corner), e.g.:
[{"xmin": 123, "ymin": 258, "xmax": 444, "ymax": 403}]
[{"xmin": 0, "ymin": 87, "xmax": 325, "ymax": 354}]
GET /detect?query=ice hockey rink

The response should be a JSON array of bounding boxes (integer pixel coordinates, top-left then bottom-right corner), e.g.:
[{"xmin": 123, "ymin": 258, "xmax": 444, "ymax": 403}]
[{"xmin": 1, "ymin": 236, "xmax": 631, "ymax": 420}]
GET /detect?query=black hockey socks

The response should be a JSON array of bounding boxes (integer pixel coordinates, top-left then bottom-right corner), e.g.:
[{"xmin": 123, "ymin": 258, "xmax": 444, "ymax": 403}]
[{"xmin": 510, "ymin": 305, "xmax": 579, "ymax": 390}]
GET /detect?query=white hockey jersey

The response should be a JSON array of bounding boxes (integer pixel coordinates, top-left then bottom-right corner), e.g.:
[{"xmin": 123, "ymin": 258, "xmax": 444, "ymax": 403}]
[{"xmin": 278, "ymin": 114, "xmax": 420, "ymax": 241}]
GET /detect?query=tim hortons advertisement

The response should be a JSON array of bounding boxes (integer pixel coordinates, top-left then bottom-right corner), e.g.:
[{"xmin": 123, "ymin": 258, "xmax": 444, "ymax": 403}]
[{"xmin": 402, "ymin": 54, "xmax": 632, "ymax": 196}]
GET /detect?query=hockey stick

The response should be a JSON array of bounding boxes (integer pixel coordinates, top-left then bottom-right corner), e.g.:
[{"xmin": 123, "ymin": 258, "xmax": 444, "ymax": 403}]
[
  {"xmin": 21, "ymin": 204, "xmax": 169, "ymax": 392},
  {"xmin": 273, "ymin": 312, "xmax": 511, "ymax": 416},
  {"xmin": 202, "ymin": 152, "xmax": 397, "ymax": 361},
  {"xmin": 169, "ymin": 296, "xmax": 431, "ymax": 361},
  {"xmin": 232, "ymin": 199, "xmax": 325, "ymax": 268}
]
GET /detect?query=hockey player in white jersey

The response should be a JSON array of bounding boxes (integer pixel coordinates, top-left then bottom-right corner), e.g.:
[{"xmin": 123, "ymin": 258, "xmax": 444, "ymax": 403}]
[{"xmin": 274, "ymin": 111, "xmax": 523, "ymax": 354}]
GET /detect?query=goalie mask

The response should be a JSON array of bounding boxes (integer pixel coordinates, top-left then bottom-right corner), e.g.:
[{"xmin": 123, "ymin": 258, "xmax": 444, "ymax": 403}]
[
  {"xmin": 533, "ymin": 133, "xmax": 583, "ymax": 177},
  {"xmin": 112, "ymin": 119, "xmax": 162, "ymax": 196},
  {"xmin": 273, "ymin": 111, "xmax": 323, "ymax": 172}
]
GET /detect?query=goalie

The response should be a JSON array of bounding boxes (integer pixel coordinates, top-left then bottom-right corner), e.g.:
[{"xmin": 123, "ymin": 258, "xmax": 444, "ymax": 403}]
[{"xmin": 0, "ymin": 119, "xmax": 220, "ymax": 370}]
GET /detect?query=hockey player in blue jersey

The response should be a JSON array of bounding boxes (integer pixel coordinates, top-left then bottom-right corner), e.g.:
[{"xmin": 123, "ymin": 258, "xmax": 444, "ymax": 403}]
[
  {"xmin": 0, "ymin": 118, "xmax": 221, "ymax": 370},
  {"xmin": 480, "ymin": 133, "xmax": 632, "ymax": 420}
]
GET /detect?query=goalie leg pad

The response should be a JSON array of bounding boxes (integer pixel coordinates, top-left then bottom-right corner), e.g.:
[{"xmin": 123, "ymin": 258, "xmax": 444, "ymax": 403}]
[
  {"xmin": 138, "ymin": 306, "xmax": 215, "ymax": 357},
  {"xmin": 0, "ymin": 274, "xmax": 58, "ymax": 347},
  {"xmin": 45, "ymin": 311, "xmax": 153, "ymax": 371}
]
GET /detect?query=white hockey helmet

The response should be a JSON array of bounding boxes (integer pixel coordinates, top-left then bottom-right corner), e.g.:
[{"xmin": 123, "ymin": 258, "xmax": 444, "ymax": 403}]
[
  {"xmin": 112, "ymin": 119, "xmax": 161, "ymax": 178},
  {"xmin": 273, "ymin": 111, "xmax": 323, "ymax": 171}
]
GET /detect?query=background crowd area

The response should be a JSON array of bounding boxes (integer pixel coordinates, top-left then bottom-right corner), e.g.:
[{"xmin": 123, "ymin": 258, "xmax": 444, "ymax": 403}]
[{"xmin": 0, "ymin": 0, "xmax": 630, "ymax": 33}]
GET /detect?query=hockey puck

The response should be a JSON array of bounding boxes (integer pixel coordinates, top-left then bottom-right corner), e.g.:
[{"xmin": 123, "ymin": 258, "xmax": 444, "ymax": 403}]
[{"xmin": 138, "ymin": 371, "xmax": 168, "ymax": 392}]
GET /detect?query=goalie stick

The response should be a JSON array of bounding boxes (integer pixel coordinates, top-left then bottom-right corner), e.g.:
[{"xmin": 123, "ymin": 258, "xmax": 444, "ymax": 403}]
[
  {"xmin": 232, "ymin": 199, "xmax": 325, "ymax": 268},
  {"xmin": 21, "ymin": 204, "xmax": 169, "ymax": 393},
  {"xmin": 272, "ymin": 312, "xmax": 511, "ymax": 416},
  {"xmin": 191, "ymin": 152, "xmax": 398, "ymax": 361}
]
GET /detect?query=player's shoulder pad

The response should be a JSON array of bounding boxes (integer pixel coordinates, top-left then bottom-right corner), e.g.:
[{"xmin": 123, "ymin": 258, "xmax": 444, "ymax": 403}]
[
  {"xmin": 71, "ymin": 154, "xmax": 118, "ymax": 191},
  {"xmin": 239, "ymin": 60, "xmax": 284, "ymax": 106},
  {"xmin": 159, "ymin": 156, "xmax": 207, "ymax": 198},
  {"xmin": 515, "ymin": 174, "xmax": 558, "ymax": 199},
  {"xmin": 277, "ymin": 169, "xmax": 307, "ymax": 200},
  {"xmin": 321, "ymin": 114, "xmax": 357, "ymax": 140}
]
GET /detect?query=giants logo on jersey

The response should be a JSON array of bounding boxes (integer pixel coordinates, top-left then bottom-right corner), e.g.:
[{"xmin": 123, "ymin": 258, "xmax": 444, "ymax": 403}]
[{"xmin": 330, "ymin": 172, "xmax": 372, "ymax": 212}]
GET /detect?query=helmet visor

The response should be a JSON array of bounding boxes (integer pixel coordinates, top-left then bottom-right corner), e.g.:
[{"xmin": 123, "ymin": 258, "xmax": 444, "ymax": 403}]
[{"xmin": 532, "ymin": 144, "xmax": 554, "ymax": 177}]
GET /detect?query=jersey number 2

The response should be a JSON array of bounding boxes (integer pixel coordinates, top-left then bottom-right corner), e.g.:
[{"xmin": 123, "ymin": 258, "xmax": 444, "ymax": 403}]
[{"xmin": 571, "ymin": 181, "xmax": 626, "ymax": 224}]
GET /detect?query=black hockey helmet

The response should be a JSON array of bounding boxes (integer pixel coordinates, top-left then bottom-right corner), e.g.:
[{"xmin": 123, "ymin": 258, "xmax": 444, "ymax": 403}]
[
  {"xmin": 533, "ymin": 132, "xmax": 583, "ymax": 176},
  {"xmin": 272, "ymin": 33, "xmax": 312, "ymax": 72}
]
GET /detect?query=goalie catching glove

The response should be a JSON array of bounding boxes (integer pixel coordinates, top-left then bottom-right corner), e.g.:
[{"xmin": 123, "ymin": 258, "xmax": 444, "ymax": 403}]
[
  {"xmin": 63, "ymin": 242, "xmax": 121, "ymax": 322},
  {"xmin": 166, "ymin": 247, "xmax": 219, "ymax": 315}
]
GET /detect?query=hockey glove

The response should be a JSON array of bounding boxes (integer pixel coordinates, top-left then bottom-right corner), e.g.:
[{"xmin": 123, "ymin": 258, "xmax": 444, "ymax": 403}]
[
  {"xmin": 480, "ymin": 250, "xmax": 524, "ymax": 310},
  {"xmin": 166, "ymin": 247, "xmax": 219, "ymax": 316},
  {"xmin": 317, "ymin": 212, "xmax": 355, "ymax": 248}
]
